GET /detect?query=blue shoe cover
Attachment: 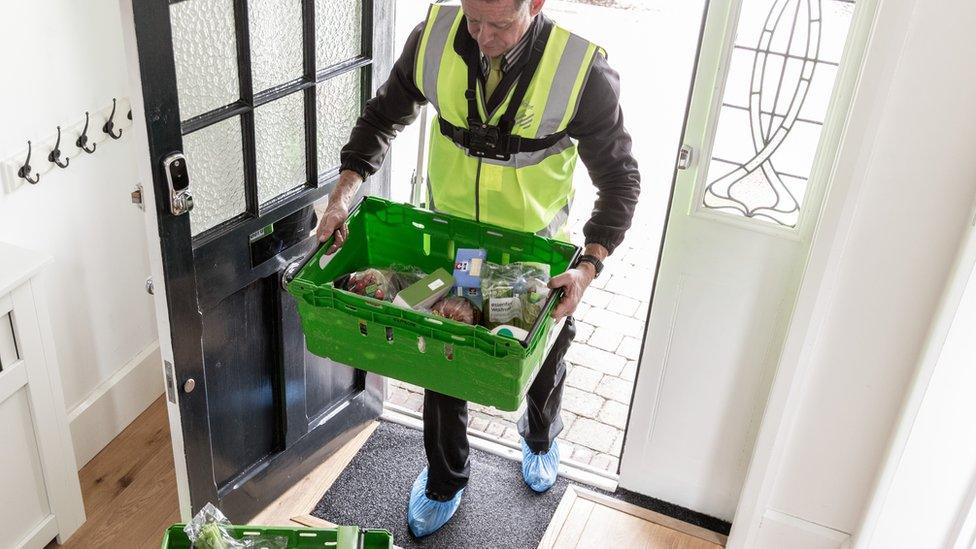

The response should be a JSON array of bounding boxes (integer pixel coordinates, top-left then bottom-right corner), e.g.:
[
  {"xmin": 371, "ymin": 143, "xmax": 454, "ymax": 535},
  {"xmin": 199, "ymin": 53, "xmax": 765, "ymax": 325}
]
[
  {"xmin": 407, "ymin": 468, "xmax": 464, "ymax": 537},
  {"xmin": 522, "ymin": 438, "xmax": 560, "ymax": 493}
]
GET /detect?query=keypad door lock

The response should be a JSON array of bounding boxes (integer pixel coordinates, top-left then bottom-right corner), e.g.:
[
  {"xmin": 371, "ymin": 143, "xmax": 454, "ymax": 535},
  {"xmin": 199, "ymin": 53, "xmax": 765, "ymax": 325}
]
[{"xmin": 163, "ymin": 152, "xmax": 194, "ymax": 216}]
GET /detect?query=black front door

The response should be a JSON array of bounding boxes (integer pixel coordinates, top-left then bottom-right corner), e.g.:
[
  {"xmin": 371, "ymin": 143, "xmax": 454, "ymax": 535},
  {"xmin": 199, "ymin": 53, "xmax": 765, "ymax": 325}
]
[{"xmin": 121, "ymin": 0, "xmax": 394, "ymax": 521}]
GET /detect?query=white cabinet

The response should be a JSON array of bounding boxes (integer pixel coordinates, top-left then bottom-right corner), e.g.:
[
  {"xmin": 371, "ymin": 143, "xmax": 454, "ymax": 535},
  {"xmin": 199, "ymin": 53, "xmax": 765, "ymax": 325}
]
[{"xmin": 0, "ymin": 243, "xmax": 84, "ymax": 548}]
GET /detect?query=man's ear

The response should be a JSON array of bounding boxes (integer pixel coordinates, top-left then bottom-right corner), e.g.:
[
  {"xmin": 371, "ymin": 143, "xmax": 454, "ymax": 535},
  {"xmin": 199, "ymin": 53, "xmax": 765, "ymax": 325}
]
[{"xmin": 529, "ymin": 0, "xmax": 545, "ymax": 17}]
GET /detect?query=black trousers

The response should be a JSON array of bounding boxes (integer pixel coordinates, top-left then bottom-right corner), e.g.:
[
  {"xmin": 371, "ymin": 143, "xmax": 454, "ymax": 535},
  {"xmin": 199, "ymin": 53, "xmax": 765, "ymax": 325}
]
[{"xmin": 422, "ymin": 317, "xmax": 577, "ymax": 501}]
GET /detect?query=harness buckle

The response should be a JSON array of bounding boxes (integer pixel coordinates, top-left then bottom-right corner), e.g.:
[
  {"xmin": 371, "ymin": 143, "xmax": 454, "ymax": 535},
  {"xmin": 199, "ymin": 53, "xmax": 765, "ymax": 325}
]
[{"xmin": 467, "ymin": 124, "xmax": 511, "ymax": 161}]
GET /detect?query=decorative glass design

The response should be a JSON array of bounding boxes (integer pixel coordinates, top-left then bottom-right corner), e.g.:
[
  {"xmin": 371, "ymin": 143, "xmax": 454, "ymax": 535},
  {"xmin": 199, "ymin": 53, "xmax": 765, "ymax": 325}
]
[
  {"xmin": 702, "ymin": 0, "xmax": 855, "ymax": 227},
  {"xmin": 184, "ymin": 117, "xmax": 247, "ymax": 236},
  {"xmin": 316, "ymin": 70, "xmax": 362, "ymax": 174},
  {"xmin": 249, "ymin": 0, "xmax": 304, "ymax": 93},
  {"xmin": 170, "ymin": 0, "xmax": 240, "ymax": 121},
  {"xmin": 315, "ymin": 0, "xmax": 363, "ymax": 70},
  {"xmin": 255, "ymin": 92, "xmax": 307, "ymax": 205}
]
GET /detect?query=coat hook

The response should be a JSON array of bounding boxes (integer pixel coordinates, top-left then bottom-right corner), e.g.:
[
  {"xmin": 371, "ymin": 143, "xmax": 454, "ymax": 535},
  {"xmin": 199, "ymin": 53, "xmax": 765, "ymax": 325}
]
[
  {"xmin": 103, "ymin": 98, "xmax": 123, "ymax": 140},
  {"xmin": 76, "ymin": 112, "xmax": 97, "ymax": 154},
  {"xmin": 17, "ymin": 141, "xmax": 41, "ymax": 185},
  {"xmin": 48, "ymin": 126, "xmax": 70, "ymax": 169}
]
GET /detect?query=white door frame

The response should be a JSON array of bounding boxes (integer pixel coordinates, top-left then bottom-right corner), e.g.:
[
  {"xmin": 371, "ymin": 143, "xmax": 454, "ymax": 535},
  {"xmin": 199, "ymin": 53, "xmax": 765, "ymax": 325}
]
[
  {"xmin": 118, "ymin": 0, "xmax": 193, "ymax": 522},
  {"xmin": 723, "ymin": 0, "xmax": 922, "ymax": 545}
]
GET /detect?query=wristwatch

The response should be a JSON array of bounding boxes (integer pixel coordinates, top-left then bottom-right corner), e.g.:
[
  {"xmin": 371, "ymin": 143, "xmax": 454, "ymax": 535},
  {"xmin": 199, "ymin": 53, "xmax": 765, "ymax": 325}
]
[{"xmin": 577, "ymin": 254, "xmax": 604, "ymax": 278}]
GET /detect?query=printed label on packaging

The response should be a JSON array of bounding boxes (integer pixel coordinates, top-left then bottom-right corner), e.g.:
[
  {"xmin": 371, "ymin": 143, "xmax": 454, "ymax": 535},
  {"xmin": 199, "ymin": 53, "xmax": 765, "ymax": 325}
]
[
  {"xmin": 427, "ymin": 278, "xmax": 445, "ymax": 291},
  {"xmin": 489, "ymin": 297, "xmax": 522, "ymax": 323}
]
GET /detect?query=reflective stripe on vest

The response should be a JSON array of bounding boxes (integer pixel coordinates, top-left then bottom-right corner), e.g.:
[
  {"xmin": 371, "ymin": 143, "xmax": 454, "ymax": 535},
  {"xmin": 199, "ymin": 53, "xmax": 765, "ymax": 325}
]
[{"xmin": 414, "ymin": 3, "xmax": 601, "ymax": 240}]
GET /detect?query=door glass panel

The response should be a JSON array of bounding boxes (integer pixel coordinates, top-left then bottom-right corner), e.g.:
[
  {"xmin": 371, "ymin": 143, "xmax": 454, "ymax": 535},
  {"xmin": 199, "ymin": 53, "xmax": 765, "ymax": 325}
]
[
  {"xmin": 255, "ymin": 92, "xmax": 307, "ymax": 205},
  {"xmin": 315, "ymin": 0, "xmax": 363, "ymax": 70},
  {"xmin": 316, "ymin": 70, "xmax": 362, "ymax": 174},
  {"xmin": 184, "ymin": 117, "xmax": 247, "ymax": 236},
  {"xmin": 170, "ymin": 0, "xmax": 240, "ymax": 121},
  {"xmin": 249, "ymin": 0, "xmax": 305, "ymax": 93},
  {"xmin": 701, "ymin": 0, "xmax": 856, "ymax": 227}
]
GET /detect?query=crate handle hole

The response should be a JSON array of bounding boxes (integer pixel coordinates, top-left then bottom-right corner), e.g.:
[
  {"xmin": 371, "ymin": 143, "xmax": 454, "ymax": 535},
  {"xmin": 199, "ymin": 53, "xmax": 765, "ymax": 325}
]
[
  {"xmin": 242, "ymin": 531, "xmax": 261, "ymax": 536},
  {"xmin": 412, "ymin": 221, "xmax": 425, "ymax": 230},
  {"xmin": 432, "ymin": 217, "xmax": 449, "ymax": 224},
  {"xmin": 451, "ymin": 335, "xmax": 465, "ymax": 342},
  {"xmin": 319, "ymin": 255, "xmax": 330, "ymax": 269},
  {"xmin": 486, "ymin": 230, "xmax": 504, "ymax": 238},
  {"xmin": 423, "ymin": 233, "xmax": 431, "ymax": 256},
  {"xmin": 359, "ymin": 320, "xmax": 368, "ymax": 336},
  {"xmin": 510, "ymin": 246, "xmax": 523, "ymax": 252},
  {"xmin": 424, "ymin": 317, "xmax": 443, "ymax": 325},
  {"xmin": 501, "ymin": 252, "xmax": 511, "ymax": 264},
  {"xmin": 342, "ymin": 304, "xmax": 357, "ymax": 313},
  {"xmin": 386, "ymin": 326, "xmax": 394, "ymax": 343},
  {"xmin": 297, "ymin": 532, "xmax": 317, "ymax": 538},
  {"xmin": 418, "ymin": 336, "xmax": 426, "ymax": 353},
  {"xmin": 447, "ymin": 238, "xmax": 455, "ymax": 259},
  {"xmin": 444, "ymin": 343, "xmax": 454, "ymax": 360}
]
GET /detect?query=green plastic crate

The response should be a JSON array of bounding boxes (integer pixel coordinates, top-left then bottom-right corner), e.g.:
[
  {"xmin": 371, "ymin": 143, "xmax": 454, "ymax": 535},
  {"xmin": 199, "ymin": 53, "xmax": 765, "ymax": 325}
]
[
  {"xmin": 286, "ymin": 197, "xmax": 580, "ymax": 411},
  {"xmin": 160, "ymin": 523, "xmax": 393, "ymax": 548}
]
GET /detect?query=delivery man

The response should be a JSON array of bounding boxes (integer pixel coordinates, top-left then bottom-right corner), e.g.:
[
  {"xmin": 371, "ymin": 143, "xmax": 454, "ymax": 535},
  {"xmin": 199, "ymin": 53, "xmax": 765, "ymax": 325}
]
[{"xmin": 316, "ymin": 0, "xmax": 640, "ymax": 537}]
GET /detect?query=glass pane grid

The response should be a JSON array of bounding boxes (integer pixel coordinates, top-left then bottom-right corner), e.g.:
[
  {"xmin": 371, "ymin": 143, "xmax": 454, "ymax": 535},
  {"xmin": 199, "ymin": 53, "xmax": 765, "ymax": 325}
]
[
  {"xmin": 171, "ymin": 0, "xmax": 372, "ymax": 238},
  {"xmin": 702, "ymin": 0, "xmax": 856, "ymax": 228}
]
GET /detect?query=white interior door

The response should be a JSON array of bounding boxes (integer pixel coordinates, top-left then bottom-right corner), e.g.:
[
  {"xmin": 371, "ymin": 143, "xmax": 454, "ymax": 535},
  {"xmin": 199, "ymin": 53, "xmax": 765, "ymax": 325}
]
[{"xmin": 619, "ymin": 0, "xmax": 861, "ymax": 521}]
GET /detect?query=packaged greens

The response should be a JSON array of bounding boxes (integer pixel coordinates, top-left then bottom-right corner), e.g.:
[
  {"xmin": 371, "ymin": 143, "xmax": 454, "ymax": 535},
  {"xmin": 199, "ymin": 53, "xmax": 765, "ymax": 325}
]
[
  {"xmin": 482, "ymin": 262, "xmax": 551, "ymax": 330},
  {"xmin": 184, "ymin": 503, "xmax": 287, "ymax": 549}
]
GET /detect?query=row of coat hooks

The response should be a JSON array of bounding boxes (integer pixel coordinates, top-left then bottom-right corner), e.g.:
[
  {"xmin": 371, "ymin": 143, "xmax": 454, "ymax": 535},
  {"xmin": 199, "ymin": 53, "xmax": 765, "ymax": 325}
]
[{"xmin": 3, "ymin": 98, "xmax": 133, "ymax": 191}]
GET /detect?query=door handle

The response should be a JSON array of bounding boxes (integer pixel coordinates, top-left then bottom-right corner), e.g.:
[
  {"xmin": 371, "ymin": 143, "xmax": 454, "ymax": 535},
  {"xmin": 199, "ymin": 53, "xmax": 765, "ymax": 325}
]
[{"xmin": 163, "ymin": 152, "xmax": 194, "ymax": 216}]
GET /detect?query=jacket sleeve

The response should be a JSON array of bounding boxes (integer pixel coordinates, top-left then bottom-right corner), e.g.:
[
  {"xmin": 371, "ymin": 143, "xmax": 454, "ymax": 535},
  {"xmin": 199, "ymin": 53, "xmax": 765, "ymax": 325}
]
[
  {"xmin": 339, "ymin": 22, "xmax": 429, "ymax": 180},
  {"xmin": 567, "ymin": 53, "xmax": 641, "ymax": 256}
]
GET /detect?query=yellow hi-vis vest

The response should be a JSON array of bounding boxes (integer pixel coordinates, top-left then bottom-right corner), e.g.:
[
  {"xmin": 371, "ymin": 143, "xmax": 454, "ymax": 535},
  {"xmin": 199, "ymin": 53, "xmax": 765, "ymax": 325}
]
[{"xmin": 414, "ymin": 3, "xmax": 602, "ymax": 240}]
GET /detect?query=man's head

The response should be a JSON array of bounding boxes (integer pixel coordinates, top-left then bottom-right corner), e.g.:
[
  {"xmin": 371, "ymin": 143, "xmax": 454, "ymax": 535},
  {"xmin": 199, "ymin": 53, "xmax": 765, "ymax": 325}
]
[{"xmin": 460, "ymin": 0, "xmax": 545, "ymax": 59}]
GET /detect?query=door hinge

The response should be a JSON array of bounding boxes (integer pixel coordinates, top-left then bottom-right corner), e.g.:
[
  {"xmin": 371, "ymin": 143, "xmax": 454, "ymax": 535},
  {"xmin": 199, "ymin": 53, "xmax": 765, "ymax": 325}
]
[
  {"xmin": 131, "ymin": 183, "xmax": 144, "ymax": 210},
  {"xmin": 677, "ymin": 145, "xmax": 693, "ymax": 170}
]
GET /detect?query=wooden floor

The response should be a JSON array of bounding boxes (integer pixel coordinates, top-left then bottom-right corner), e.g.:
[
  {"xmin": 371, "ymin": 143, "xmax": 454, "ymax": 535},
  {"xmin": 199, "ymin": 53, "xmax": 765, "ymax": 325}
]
[{"xmin": 51, "ymin": 397, "xmax": 723, "ymax": 549}]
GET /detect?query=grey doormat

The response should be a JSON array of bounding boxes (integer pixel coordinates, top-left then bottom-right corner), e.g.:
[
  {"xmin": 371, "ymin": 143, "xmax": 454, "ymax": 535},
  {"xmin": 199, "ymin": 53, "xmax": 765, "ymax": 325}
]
[{"xmin": 311, "ymin": 421, "xmax": 730, "ymax": 548}]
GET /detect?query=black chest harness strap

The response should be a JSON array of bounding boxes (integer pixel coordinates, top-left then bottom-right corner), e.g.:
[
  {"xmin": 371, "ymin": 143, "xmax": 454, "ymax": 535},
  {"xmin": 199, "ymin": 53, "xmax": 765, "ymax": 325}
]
[{"xmin": 438, "ymin": 21, "xmax": 566, "ymax": 162}]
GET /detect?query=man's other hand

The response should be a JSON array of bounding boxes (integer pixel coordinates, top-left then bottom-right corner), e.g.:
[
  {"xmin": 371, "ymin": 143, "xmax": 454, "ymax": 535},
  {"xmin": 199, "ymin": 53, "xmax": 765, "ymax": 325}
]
[{"xmin": 315, "ymin": 170, "xmax": 363, "ymax": 255}]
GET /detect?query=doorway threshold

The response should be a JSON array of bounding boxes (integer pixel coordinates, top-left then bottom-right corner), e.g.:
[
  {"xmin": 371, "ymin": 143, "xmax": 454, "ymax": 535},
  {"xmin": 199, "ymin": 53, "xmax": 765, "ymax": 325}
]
[{"xmin": 381, "ymin": 403, "xmax": 619, "ymax": 493}]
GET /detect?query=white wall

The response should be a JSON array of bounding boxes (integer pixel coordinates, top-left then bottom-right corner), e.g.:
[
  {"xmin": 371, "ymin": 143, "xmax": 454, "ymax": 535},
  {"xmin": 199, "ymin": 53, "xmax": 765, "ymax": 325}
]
[
  {"xmin": 0, "ymin": 1, "xmax": 161, "ymax": 467},
  {"xmin": 860, "ymin": 225, "xmax": 976, "ymax": 549},
  {"xmin": 735, "ymin": 0, "xmax": 976, "ymax": 545}
]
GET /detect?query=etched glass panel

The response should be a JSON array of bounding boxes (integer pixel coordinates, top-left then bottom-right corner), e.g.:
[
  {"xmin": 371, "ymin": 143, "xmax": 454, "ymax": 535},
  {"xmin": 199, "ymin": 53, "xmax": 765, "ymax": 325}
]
[
  {"xmin": 315, "ymin": 0, "xmax": 363, "ymax": 70},
  {"xmin": 703, "ymin": 0, "xmax": 856, "ymax": 227},
  {"xmin": 249, "ymin": 0, "xmax": 304, "ymax": 93},
  {"xmin": 170, "ymin": 0, "xmax": 240, "ymax": 121},
  {"xmin": 255, "ymin": 92, "xmax": 307, "ymax": 205},
  {"xmin": 316, "ymin": 70, "xmax": 362, "ymax": 174},
  {"xmin": 184, "ymin": 117, "xmax": 247, "ymax": 236}
]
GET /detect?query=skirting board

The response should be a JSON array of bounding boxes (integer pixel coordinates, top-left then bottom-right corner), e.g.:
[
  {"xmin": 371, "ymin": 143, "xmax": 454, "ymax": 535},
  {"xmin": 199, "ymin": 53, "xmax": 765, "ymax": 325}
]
[
  {"xmin": 67, "ymin": 341, "xmax": 164, "ymax": 469},
  {"xmin": 754, "ymin": 509, "xmax": 851, "ymax": 549}
]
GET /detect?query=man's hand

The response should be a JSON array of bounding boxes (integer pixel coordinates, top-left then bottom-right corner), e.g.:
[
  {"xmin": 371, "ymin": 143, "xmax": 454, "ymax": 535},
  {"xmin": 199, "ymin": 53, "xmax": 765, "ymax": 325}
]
[
  {"xmin": 549, "ymin": 264, "xmax": 596, "ymax": 319},
  {"xmin": 549, "ymin": 243, "xmax": 608, "ymax": 320},
  {"xmin": 315, "ymin": 170, "xmax": 364, "ymax": 255}
]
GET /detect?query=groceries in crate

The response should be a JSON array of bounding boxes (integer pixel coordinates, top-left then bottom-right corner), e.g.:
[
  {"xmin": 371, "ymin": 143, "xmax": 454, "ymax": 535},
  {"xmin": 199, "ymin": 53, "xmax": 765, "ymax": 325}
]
[
  {"xmin": 333, "ymin": 265, "xmax": 426, "ymax": 302},
  {"xmin": 451, "ymin": 248, "xmax": 487, "ymax": 309},
  {"xmin": 490, "ymin": 324, "xmax": 530, "ymax": 340},
  {"xmin": 482, "ymin": 261, "xmax": 551, "ymax": 331},
  {"xmin": 329, "ymin": 250, "xmax": 552, "ymax": 335},
  {"xmin": 392, "ymin": 268, "xmax": 454, "ymax": 310},
  {"xmin": 431, "ymin": 295, "xmax": 482, "ymax": 325},
  {"xmin": 185, "ymin": 502, "xmax": 287, "ymax": 549}
]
